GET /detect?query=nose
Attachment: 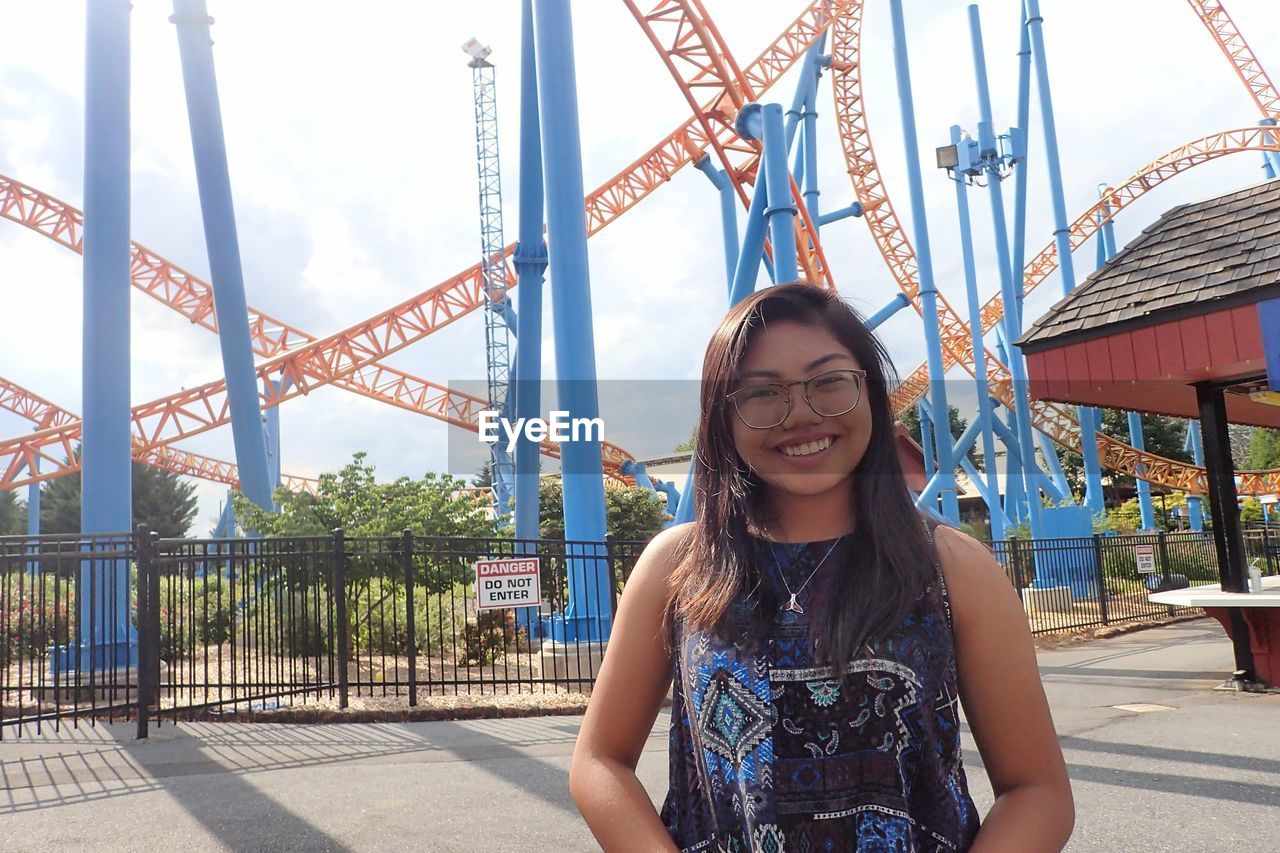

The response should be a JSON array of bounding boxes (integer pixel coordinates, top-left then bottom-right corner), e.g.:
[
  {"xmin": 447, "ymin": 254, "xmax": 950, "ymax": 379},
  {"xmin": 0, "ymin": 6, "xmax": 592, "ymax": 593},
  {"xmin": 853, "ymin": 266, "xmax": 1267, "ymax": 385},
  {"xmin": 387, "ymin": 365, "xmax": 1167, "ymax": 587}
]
[{"xmin": 780, "ymin": 381, "xmax": 822, "ymax": 430}]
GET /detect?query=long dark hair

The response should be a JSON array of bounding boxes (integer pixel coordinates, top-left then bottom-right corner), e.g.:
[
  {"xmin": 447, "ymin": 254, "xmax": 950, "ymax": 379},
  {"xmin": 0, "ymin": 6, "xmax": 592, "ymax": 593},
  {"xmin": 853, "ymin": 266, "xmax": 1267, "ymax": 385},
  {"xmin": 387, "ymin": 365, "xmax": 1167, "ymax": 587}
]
[{"xmin": 670, "ymin": 283, "xmax": 937, "ymax": 667}]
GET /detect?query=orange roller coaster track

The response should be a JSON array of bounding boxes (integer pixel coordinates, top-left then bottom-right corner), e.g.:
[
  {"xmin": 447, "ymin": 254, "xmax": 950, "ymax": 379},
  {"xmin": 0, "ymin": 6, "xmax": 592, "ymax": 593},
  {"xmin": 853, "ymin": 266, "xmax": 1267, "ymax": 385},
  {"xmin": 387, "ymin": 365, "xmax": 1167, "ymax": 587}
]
[{"xmin": 0, "ymin": 377, "xmax": 318, "ymax": 493}]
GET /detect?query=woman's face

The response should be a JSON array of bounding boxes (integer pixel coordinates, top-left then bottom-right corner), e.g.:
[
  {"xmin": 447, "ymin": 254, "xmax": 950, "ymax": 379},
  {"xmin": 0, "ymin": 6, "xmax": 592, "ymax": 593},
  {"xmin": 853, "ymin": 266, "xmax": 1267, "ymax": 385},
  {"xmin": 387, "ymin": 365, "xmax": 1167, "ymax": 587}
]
[{"xmin": 728, "ymin": 320, "xmax": 874, "ymax": 500}]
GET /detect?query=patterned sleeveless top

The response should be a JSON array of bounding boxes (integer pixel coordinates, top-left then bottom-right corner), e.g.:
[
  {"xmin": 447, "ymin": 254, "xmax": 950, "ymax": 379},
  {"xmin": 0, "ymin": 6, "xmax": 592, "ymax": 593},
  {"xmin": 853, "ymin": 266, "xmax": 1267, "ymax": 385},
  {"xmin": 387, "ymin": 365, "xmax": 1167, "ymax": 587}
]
[{"xmin": 660, "ymin": 525, "xmax": 980, "ymax": 852}]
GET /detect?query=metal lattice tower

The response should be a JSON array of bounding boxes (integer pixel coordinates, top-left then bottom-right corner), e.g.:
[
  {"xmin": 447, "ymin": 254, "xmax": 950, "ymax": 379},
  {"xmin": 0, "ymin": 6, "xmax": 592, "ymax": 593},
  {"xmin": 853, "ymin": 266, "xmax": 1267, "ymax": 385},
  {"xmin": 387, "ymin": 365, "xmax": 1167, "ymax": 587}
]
[{"xmin": 467, "ymin": 43, "xmax": 515, "ymax": 517}]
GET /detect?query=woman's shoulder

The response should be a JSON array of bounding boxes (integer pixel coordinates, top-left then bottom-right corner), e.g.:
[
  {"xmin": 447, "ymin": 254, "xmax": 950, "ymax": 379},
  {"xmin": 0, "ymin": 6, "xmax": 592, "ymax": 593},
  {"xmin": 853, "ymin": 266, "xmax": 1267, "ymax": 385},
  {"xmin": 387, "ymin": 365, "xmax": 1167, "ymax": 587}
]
[
  {"xmin": 625, "ymin": 522, "xmax": 696, "ymax": 599},
  {"xmin": 927, "ymin": 522, "xmax": 1016, "ymax": 624}
]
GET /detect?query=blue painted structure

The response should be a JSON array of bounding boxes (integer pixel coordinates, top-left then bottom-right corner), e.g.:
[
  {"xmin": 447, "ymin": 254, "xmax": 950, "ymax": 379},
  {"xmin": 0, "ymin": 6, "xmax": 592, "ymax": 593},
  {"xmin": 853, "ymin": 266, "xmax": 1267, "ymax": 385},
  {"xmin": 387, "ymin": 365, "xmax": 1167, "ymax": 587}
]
[
  {"xmin": 75, "ymin": 0, "xmax": 135, "ymax": 674},
  {"xmin": 968, "ymin": 3, "xmax": 1042, "ymax": 537},
  {"xmin": 694, "ymin": 155, "xmax": 740, "ymax": 295},
  {"xmin": 171, "ymin": 0, "xmax": 274, "ymax": 512},
  {"xmin": 1184, "ymin": 423, "xmax": 1206, "ymax": 531},
  {"xmin": 889, "ymin": 0, "xmax": 959, "ymax": 522},
  {"xmin": 513, "ymin": 0, "xmax": 546, "ymax": 550},
  {"xmin": 533, "ymin": 0, "xmax": 610, "ymax": 643},
  {"xmin": 947, "ymin": 122, "xmax": 1005, "ymax": 540}
]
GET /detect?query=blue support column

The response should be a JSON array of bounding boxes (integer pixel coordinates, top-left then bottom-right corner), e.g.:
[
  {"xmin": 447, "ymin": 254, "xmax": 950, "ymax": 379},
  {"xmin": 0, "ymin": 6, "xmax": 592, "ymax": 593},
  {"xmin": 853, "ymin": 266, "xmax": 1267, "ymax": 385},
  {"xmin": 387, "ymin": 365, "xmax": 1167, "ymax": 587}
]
[
  {"xmin": 533, "ymin": 0, "xmax": 609, "ymax": 642},
  {"xmin": 1009, "ymin": 8, "xmax": 1033, "ymax": 331},
  {"xmin": 949, "ymin": 125, "xmax": 1005, "ymax": 540},
  {"xmin": 78, "ymin": 0, "xmax": 135, "ymax": 674},
  {"xmin": 513, "ymin": 0, "xmax": 547, "ymax": 555},
  {"xmin": 1185, "ymin": 422, "xmax": 1205, "ymax": 531},
  {"xmin": 817, "ymin": 203, "xmax": 863, "ymax": 227},
  {"xmin": 727, "ymin": 168, "xmax": 771, "ymax": 306},
  {"xmin": 970, "ymin": 3, "xmax": 1041, "ymax": 537},
  {"xmin": 263, "ymin": 378, "xmax": 282, "ymax": 507},
  {"xmin": 738, "ymin": 103, "xmax": 799, "ymax": 285},
  {"xmin": 802, "ymin": 58, "xmax": 821, "ymax": 223},
  {"xmin": 1128, "ymin": 411, "xmax": 1157, "ymax": 530},
  {"xmin": 171, "ymin": 0, "xmax": 274, "ymax": 510},
  {"xmin": 1260, "ymin": 118, "xmax": 1280, "ymax": 179},
  {"xmin": 694, "ymin": 155, "xmax": 740, "ymax": 296},
  {"xmin": 866, "ymin": 293, "xmax": 910, "ymax": 329},
  {"xmin": 889, "ymin": 0, "xmax": 960, "ymax": 522}
]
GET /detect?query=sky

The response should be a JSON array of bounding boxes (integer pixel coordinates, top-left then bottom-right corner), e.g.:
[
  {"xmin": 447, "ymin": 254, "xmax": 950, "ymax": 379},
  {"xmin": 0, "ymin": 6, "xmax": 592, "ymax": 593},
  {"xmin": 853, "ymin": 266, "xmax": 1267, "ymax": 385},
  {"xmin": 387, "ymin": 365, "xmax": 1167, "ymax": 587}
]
[{"xmin": 1, "ymin": 0, "xmax": 1278, "ymax": 534}]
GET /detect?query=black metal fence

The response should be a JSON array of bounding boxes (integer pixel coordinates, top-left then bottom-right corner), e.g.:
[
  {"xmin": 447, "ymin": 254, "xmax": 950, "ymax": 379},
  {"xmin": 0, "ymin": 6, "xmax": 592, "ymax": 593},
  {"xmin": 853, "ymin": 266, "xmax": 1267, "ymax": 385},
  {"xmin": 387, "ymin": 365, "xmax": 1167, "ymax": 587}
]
[
  {"xmin": 5, "ymin": 523, "xmax": 1276, "ymax": 738},
  {"xmin": 3, "ymin": 529, "xmax": 646, "ymax": 739},
  {"xmin": 990, "ymin": 524, "xmax": 1278, "ymax": 634}
]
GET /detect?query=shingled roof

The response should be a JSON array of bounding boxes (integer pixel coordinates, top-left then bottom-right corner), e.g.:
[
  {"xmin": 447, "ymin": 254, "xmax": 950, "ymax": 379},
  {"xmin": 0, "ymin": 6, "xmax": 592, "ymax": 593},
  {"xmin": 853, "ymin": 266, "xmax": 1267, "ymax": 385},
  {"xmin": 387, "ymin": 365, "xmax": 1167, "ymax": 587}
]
[{"xmin": 1018, "ymin": 179, "xmax": 1280, "ymax": 351}]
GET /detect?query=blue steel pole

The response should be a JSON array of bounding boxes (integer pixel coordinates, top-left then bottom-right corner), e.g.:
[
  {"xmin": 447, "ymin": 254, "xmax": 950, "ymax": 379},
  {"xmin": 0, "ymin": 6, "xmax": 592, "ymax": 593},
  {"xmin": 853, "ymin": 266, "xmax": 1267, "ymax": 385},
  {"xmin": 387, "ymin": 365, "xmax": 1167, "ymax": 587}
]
[
  {"xmin": 81, "ymin": 0, "xmax": 134, "ymax": 673},
  {"xmin": 969, "ymin": 3, "xmax": 1041, "ymax": 538},
  {"xmin": 1185, "ymin": 423, "xmax": 1205, "ymax": 531},
  {"xmin": 866, "ymin": 292, "xmax": 910, "ymax": 329},
  {"xmin": 1024, "ymin": 0, "xmax": 1076, "ymax": 299},
  {"xmin": 802, "ymin": 56, "xmax": 821, "ymax": 224},
  {"xmin": 727, "ymin": 168, "xmax": 771, "ymax": 306},
  {"xmin": 1009, "ymin": 7, "xmax": 1033, "ymax": 330},
  {"xmin": 888, "ymin": 0, "xmax": 958, "ymax": 521},
  {"xmin": 950, "ymin": 125, "xmax": 1004, "ymax": 541},
  {"xmin": 738, "ymin": 103, "xmax": 799, "ymax": 285},
  {"xmin": 694, "ymin": 155, "xmax": 740, "ymax": 296},
  {"xmin": 1260, "ymin": 118, "xmax": 1280, "ymax": 179},
  {"xmin": 533, "ymin": 0, "xmax": 610, "ymax": 641},
  {"xmin": 171, "ymin": 0, "xmax": 274, "ymax": 510},
  {"xmin": 1128, "ymin": 411, "xmax": 1157, "ymax": 530},
  {"xmin": 514, "ymin": 0, "xmax": 547, "ymax": 554}
]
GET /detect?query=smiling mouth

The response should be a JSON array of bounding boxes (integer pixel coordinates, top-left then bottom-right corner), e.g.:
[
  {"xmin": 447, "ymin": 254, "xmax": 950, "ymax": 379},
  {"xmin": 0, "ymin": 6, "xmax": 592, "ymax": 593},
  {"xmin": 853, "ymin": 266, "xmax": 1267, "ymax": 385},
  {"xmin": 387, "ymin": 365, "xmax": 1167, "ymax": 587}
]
[{"xmin": 779, "ymin": 436, "xmax": 834, "ymax": 458}]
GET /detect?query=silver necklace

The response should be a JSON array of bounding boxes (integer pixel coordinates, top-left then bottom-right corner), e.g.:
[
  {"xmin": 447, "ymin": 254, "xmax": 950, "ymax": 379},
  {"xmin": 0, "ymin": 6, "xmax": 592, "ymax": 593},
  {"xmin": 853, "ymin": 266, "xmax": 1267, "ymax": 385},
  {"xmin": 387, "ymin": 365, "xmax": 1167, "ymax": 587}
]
[{"xmin": 766, "ymin": 535, "xmax": 845, "ymax": 614}]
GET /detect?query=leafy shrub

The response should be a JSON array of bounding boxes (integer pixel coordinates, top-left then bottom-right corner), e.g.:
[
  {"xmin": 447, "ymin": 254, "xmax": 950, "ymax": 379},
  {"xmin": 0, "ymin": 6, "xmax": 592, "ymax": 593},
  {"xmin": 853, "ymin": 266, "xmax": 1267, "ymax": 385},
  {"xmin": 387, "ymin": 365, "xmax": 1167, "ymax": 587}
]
[{"xmin": 2, "ymin": 573, "xmax": 73, "ymax": 667}]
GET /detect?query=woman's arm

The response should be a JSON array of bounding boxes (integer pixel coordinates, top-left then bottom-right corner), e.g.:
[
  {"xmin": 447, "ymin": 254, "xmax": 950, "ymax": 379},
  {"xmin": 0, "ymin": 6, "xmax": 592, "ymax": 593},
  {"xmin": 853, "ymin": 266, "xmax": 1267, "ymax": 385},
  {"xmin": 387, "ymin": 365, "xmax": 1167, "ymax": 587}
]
[
  {"xmin": 569, "ymin": 524, "xmax": 690, "ymax": 852},
  {"xmin": 934, "ymin": 526, "xmax": 1075, "ymax": 852}
]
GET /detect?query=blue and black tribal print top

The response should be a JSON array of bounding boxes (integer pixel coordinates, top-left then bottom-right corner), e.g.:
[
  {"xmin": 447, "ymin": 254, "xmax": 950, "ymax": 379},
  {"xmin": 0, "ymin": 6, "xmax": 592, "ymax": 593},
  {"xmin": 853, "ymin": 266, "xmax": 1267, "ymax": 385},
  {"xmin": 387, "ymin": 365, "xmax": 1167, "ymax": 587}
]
[{"xmin": 660, "ymin": 525, "xmax": 981, "ymax": 852}]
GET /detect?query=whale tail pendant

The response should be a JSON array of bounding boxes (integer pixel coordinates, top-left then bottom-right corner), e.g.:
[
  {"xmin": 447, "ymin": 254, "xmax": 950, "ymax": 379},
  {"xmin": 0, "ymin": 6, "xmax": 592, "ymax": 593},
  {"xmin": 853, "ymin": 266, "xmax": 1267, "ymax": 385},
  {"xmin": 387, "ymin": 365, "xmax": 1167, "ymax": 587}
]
[{"xmin": 780, "ymin": 594, "xmax": 804, "ymax": 614}]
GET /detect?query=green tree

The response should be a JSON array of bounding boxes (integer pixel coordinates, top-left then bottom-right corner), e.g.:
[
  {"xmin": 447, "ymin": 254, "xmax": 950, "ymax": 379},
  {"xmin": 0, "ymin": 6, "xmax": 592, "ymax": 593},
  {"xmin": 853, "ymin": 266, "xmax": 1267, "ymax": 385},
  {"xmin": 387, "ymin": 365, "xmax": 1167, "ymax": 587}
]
[
  {"xmin": 674, "ymin": 426, "xmax": 697, "ymax": 454},
  {"xmin": 523, "ymin": 477, "xmax": 669, "ymax": 544},
  {"xmin": 897, "ymin": 404, "xmax": 982, "ymax": 471},
  {"xmin": 1247, "ymin": 427, "xmax": 1280, "ymax": 470},
  {"xmin": 0, "ymin": 490, "xmax": 26, "ymax": 535},
  {"xmin": 38, "ymin": 457, "xmax": 199, "ymax": 537},
  {"xmin": 473, "ymin": 459, "xmax": 495, "ymax": 489},
  {"xmin": 233, "ymin": 451, "xmax": 493, "ymax": 539},
  {"xmin": 1241, "ymin": 497, "xmax": 1264, "ymax": 525}
]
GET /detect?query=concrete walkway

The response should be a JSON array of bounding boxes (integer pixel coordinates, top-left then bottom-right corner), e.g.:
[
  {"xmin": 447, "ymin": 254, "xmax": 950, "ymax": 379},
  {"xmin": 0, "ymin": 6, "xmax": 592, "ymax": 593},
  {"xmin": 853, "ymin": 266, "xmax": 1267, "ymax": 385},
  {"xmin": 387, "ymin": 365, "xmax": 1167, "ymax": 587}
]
[{"xmin": 2, "ymin": 619, "xmax": 1277, "ymax": 851}]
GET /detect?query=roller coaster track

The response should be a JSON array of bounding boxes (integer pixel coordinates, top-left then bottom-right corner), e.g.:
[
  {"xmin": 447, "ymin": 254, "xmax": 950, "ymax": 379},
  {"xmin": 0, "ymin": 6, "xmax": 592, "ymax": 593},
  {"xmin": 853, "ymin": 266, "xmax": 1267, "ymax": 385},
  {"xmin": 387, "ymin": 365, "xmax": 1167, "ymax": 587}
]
[
  {"xmin": 623, "ymin": 0, "xmax": 839, "ymax": 289},
  {"xmin": 0, "ymin": 3, "xmax": 841, "ymax": 490},
  {"xmin": 0, "ymin": 176, "xmax": 632, "ymax": 483},
  {"xmin": 1186, "ymin": 0, "xmax": 1280, "ymax": 120},
  {"xmin": 0, "ymin": 376, "xmax": 318, "ymax": 493},
  {"xmin": 827, "ymin": 2, "xmax": 1280, "ymax": 495}
]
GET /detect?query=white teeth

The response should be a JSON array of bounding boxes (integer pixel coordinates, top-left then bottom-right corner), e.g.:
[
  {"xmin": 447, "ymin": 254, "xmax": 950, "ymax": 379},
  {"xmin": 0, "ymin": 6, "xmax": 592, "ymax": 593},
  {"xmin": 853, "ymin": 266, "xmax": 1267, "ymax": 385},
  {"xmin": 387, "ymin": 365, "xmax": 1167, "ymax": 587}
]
[{"xmin": 781, "ymin": 436, "xmax": 832, "ymax": 457}]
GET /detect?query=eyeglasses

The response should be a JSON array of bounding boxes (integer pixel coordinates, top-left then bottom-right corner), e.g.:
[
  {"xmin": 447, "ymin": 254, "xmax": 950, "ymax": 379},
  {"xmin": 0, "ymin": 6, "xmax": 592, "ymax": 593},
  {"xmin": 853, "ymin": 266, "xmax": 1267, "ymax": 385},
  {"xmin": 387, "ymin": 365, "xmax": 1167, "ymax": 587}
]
[{"xmin": 726, "ymin": 368, "xmax": 866, "ymax": 430}]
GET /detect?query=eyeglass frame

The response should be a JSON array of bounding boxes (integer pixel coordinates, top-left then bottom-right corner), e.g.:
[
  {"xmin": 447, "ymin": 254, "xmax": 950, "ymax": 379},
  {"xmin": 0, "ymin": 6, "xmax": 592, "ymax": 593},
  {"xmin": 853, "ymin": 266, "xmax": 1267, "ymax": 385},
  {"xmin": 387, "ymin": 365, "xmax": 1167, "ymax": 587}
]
[{"xmin": 725, "ymin": 368, "xmax": 868, "ymax": 430}]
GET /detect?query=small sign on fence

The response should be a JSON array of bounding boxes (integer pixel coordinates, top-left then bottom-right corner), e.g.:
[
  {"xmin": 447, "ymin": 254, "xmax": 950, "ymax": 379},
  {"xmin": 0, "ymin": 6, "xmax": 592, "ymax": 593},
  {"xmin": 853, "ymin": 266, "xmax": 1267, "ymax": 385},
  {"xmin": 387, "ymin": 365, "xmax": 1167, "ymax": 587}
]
[
  {"xmin": 474, "ymin": 557, "xmax": 542, "ymax": 610},
  {"xmin": 1135, "ymin": 544, "xmax": 1157, "ymax": 574}
]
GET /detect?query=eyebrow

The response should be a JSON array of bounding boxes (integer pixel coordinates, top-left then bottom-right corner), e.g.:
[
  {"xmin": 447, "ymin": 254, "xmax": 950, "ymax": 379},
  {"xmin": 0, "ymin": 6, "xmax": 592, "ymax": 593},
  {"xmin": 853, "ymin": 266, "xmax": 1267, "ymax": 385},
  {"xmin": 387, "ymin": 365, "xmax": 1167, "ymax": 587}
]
[{"xmin": 737, "ymin": 352, "xmax": 855, "ymax": 380}]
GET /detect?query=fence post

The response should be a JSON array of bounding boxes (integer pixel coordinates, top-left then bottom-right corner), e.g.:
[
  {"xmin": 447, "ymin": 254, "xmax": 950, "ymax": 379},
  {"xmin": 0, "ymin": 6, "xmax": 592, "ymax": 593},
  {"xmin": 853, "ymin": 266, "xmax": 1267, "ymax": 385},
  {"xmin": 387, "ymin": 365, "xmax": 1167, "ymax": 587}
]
[
  {"xmin": 606, "ymin": 534, "xmax": 619, "ymax": 618},
  {"xmin": 333, "ymin": 528, "xmax": 349, "ymax": 709},
  {"xmin": 1263, "ymin": 524, "xmax": 1275, "ymax": 576},
  {"xmin": 1091, "ymin": 534, "xmax": 1109, "ymax": 625},
  {"xmin": 1009, "ymin": 536, "xmax": 1025, "ymax": 590},
  {"xmin": 402, "ymin": 528, "xmax": 417, "ymax": 707},
  {"xmin": 1157, "ymin": 529, "xmax": 1175, "ymax": 615},
  {"xmin": 134, "ymin": 525, "xmax": 152, "ymax": 739}
]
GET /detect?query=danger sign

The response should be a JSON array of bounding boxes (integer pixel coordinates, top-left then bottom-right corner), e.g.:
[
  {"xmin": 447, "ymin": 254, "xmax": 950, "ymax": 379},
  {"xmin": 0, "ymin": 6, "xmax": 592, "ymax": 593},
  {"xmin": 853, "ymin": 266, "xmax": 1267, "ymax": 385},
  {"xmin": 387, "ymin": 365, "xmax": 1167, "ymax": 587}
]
[
  {"xmin": 1135, "ymin": 544, "xmax": 1157, "ymax": 574},
  {"xmin": 473, "ymin": 557, "xmax": 542, "ymax": 610}
]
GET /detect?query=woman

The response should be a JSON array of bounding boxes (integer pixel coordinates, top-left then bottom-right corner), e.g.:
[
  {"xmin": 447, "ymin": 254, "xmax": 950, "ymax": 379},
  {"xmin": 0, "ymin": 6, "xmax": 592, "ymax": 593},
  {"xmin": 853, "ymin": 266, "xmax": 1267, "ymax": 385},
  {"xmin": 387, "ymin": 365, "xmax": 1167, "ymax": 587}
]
[{"xmin": 570, "ymin": 283, "xmax": 1073, "ymax": 851}]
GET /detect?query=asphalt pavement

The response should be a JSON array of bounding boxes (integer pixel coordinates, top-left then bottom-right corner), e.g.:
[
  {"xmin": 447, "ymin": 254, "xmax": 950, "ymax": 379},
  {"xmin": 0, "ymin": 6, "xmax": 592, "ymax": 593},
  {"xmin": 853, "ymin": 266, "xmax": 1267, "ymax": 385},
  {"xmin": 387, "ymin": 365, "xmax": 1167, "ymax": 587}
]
[{"xmin": 2, "ymin": 618, "xmax": 1277, "ymax": 851}]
